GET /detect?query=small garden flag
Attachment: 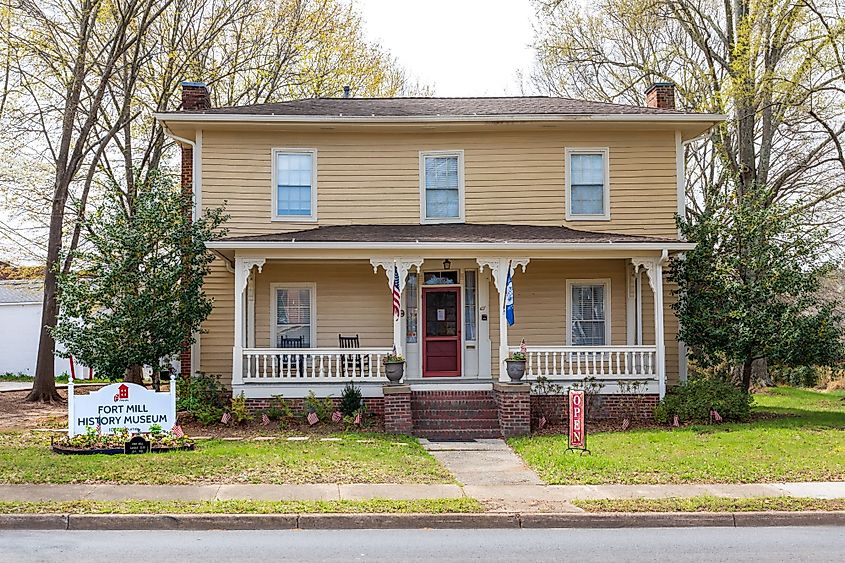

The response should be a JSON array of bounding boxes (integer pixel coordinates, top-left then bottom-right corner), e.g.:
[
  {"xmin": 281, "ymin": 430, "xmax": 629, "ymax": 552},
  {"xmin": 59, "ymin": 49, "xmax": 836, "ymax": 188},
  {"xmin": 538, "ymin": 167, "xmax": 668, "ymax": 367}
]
[
  {"xmin": 538, "ymin": 416, "xmax": 546, "ymax": 430},
  {"xmin": 95, "ymin": 423, "xmax": 101, "ymax": 435},
  {"xmin": 711, "ymin": 409, "xmax": 723, "ymax": 423},
  {"xmin": 332, "ymin": 411, "xmax": 342, "ymax": 423},
  {"xmin": 221, "ymin": 412, "xmax": 232, "ymax": 425},
  {"xmin": 621, "ymin": 418, "xmax": 630, "ymax": 431},
  {"xmin": 673, "ymin": 415, "xmax": 680, "ymax": 427},
  {"xmin": 171, "ymin": 425, "xmax": 184, "ymax": 438},
  {"xmin": 307, "ymin": 411, "xmax": 319, "ymax": 426},
  {"xmin": 504, "ymin": 262, "xmax": 515, "ymax": 326},
  {"xmin": 354, "ymin": 412, "xmax": 361, "ymax": 425},
  {"xmin": 261, "ymin": 414, "xmax": 270, "ymax": 426}
]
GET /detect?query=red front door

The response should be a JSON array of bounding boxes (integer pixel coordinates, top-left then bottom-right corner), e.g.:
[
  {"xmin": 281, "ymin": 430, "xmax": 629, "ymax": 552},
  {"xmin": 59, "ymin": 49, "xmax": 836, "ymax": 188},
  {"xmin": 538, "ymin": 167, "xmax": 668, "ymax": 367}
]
[{"xmin": 422, "ymin": 287, "xmax": 461, "ymax": 377}]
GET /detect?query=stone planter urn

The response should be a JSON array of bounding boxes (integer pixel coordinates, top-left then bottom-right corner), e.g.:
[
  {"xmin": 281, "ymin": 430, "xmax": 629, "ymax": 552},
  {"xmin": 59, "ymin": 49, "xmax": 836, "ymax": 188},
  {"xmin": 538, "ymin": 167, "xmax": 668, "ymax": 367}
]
[
  {"xmin": 384, "ymin": 360, "xmax": 405, "ymax": 383},
  {"xmin": 505, "ymin": 359, "xmax": 526, "ymax": 382}
]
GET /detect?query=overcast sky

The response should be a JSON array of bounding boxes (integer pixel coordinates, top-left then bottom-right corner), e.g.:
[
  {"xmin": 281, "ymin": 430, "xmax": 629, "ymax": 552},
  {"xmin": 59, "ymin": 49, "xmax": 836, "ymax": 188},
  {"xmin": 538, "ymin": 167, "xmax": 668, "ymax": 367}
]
[{"xmin": 355, "ymin": 0, "xmax": 538, "ymax": 96}]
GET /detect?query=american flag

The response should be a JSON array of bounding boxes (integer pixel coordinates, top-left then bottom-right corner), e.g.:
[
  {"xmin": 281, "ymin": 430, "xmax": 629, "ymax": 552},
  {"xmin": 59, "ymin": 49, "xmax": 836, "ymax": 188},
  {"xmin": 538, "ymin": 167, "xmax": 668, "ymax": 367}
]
[
  {"xmin": 354, "ymin": 412, "xmax": 361, "ymax": 425},
  {"xmin": 621, "ymin": 418, "xmax": 630, "ymax": 431},
  {"xmin": 171, "ymin": 425, "xmax": 184, "ymax": 438},
  {"xmin": 673, "ymin": 415, "xmax": 680, "ymax": 427},
  {"xmin": 307, "ymin": 411, "xmax": 319, "ymax": 426},
  {"xmin": 520, "ymin": 338, "xmax": 527, "ymax": 355},
  {"xmin": 261, "ymin": 414, "xmax": 270, "ymax": 426},
  {"xmin": 392, "ymin": 264, "xmax": 401, "ymax": 318},
  {"xmin": 95, "ymin": 422, "xmax": 101, "ymax": 435},
  {"xmin": 221, "ymin": 412, "xmax": 232, "ymax": 425},
  {"xmin": 538, "ymin": 416, "xmax": 546, "ymax": 429},
  {"xmin": 711, "ymin": 409, "xmax": 723, "ymax": 423},
  {"xmin": 332, "ymin": 411, "xmax": 342, "ymax": 423}
]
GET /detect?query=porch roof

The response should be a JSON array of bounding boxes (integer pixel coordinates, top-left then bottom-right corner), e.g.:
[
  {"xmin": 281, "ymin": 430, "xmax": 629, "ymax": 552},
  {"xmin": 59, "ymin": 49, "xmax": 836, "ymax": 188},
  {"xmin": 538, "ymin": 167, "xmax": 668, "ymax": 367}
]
[{"xmin": 209, "ymin": 223, "xmax": 694, "ymax": 251}]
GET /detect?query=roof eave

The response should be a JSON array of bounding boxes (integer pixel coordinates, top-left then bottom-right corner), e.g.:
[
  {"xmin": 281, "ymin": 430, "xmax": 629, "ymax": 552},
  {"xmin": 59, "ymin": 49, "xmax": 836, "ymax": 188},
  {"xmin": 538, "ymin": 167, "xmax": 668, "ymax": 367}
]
[
  {"xmin": 154, "ymin": 112, "xmax": 726, "ymax": 125},
  {"xmin": 206, "ymin": 240, "xmax": 696, "ymax": 251}
]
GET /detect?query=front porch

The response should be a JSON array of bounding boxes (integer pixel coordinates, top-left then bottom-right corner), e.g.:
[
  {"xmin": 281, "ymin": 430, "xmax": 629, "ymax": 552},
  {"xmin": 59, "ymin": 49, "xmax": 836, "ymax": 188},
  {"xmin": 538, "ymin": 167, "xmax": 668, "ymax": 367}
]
[{"xmin": 228, "ymin": 254, "xmax": 673, "ymax": 399}]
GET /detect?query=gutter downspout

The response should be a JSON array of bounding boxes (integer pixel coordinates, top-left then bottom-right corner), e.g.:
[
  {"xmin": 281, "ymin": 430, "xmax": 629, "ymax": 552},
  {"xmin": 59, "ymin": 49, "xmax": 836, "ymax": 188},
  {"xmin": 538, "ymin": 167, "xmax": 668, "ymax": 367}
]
[{"xmin": 161, "ymin": 123, "xmax": 199, "ymax": 221}]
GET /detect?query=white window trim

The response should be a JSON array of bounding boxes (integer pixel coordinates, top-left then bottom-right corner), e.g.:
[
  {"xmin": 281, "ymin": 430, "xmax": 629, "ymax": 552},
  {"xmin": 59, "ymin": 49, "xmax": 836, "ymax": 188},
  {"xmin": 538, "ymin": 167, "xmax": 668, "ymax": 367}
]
[
  {"xmin": 270, "ymin": 282, "xmax": 317, "ymax": 348},
  {"xmin": 419, "ymin": 150, "xmax": 465, "ymax": 224},
  {"xmin": 565, "ymin": 147, "xmax": 611, "ymax": 221},
  {"xmin": 566, "ymin": 278, "xmax": 612, "ymax": 346},
  {"xmin": 271, "ymin": 148, "xmax": 318, "ymax": 222}
]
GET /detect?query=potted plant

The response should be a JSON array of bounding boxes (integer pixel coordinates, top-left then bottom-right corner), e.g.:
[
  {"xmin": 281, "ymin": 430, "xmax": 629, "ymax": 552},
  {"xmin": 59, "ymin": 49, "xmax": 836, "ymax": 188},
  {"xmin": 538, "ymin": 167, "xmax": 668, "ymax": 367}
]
[
  {"xmin": 383, "ymin": 352, "xmax": 405, "ymax": 383},
  {"xmin": 505, "ymin": 339, "xmax": 528, "ymax": 382}
]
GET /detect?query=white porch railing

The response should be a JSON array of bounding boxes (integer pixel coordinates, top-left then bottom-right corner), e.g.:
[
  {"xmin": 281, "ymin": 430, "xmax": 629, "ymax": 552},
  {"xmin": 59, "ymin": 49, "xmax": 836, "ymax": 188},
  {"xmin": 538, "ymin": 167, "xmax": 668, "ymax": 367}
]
[
  {"xmin": 508, "ymin": 346, "xmax": 658, "ymax": 380},
  {"xmin": 242, "ymin": 348, "xmax": 392, "ymax": 382}
]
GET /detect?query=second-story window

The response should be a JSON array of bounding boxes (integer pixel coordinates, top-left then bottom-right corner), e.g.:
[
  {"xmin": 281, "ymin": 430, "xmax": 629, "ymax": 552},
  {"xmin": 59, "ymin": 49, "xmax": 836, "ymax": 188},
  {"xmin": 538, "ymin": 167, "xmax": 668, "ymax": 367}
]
[
  {"xmin": 420, "ymin": 151, "xmax": 464, "ymax": 223},
  {"xmin": 274, "ymin": 149, "xmax": 316, "ymax": 220},
  {"xmin": 566, "ymin": 148, "xmax": 610, "ymax": 220}
]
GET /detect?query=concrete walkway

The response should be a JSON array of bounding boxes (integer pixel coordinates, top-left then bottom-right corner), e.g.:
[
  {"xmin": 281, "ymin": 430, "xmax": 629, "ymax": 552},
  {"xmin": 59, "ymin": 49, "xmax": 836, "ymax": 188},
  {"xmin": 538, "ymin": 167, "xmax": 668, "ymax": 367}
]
[
  {"xmin": 419, "ymin": 439, "xmax": 543, "ymax": 487},
  {"xmin": 1, "ymin": 481, "xmax": 843, "ymax": 504}
]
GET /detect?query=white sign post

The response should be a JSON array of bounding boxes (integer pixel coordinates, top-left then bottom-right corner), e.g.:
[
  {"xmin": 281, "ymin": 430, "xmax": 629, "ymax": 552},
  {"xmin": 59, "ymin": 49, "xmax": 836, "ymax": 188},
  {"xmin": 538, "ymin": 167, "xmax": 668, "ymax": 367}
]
[{"xmin": 67, "ymin": 375, "xmax": 177, "ymax": 436}]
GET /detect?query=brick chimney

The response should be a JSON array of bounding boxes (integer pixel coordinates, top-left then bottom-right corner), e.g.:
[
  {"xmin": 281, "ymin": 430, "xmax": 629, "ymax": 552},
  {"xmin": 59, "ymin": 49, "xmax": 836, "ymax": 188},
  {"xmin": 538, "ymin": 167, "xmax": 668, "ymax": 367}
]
[
  {"xmin": 178, "ymin": 81, "xmax": 209, "ymax": 378},
  {"xmin": 645, "ymin": 82, "xmax": 675, "ymax": 110},
  {"xmin": 181, "ymin": 81, "xmax": 210, "ymax": 111}
]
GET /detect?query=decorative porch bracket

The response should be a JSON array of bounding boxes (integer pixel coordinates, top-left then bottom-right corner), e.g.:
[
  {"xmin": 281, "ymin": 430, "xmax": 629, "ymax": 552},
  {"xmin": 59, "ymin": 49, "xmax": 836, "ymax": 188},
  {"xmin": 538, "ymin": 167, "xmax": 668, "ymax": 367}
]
[
  {"xmin": 370, "ymin": 257, "xmax": 424, "ymax": 357},
  {"xmin": 630, "ymin": 255, "xmax": 667, "ymax": 397},
  {"xmin": 477, "ymin": 258, "xmax": 530, "ymax": 382},
  {"xmin": 233, "ymin": 257, "xmax": 265, "ymax": 386}
]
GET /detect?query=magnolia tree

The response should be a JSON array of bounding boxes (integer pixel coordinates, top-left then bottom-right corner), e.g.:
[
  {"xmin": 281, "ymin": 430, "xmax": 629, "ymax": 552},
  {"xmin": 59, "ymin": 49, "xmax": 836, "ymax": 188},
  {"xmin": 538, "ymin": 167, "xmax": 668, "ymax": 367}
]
[
  {"xmin": 671, "ymin": 195, "xmax": 844, "ymax": 392},
  {"xmin": 53, "ymin": 172, "xmax": 226, "ymax": 388}
]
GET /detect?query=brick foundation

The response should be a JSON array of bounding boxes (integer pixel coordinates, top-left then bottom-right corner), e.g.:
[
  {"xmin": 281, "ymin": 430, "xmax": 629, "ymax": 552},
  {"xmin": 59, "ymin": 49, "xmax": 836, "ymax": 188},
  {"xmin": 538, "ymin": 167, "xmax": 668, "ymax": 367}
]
[
  {"xmin": 244, "ymin": 397, "xmax": 385, "ymax": 418},
  {"xmin": 383, "ymin": 385, "xmax": 412, "ymax": 434},
  {"xmin": 531, "ymin": 393, "xmax": 658, "ymax": 428},
  {"xmin": 493, "ymin": 383, "xmax": 531, "ymax": 437}
]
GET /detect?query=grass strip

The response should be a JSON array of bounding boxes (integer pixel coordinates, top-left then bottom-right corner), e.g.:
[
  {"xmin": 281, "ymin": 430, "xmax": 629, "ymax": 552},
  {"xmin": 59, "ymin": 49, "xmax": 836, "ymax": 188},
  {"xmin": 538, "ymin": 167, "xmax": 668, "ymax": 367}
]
[
  {"xmin": 573, "ymin": 496, "xmax": 845, "ymax": 513},
  {"xmin": 0, "ymin": 498, "xmax": 482, "ymax": 515}
]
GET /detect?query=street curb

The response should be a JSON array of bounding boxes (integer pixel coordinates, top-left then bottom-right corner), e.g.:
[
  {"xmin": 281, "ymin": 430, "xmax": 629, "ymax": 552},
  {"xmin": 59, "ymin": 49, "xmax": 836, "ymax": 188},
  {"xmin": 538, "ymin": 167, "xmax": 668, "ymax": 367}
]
[{"xmin": 0, "ymin": 511, "xmax": 843, "ymax": 530}]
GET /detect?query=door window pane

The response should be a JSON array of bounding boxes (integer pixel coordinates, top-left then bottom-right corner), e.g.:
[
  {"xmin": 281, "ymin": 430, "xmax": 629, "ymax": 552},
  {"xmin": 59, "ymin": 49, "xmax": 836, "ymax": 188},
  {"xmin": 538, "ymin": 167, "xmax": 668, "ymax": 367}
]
[
  {"xmin": 569, "ymin": 153, "xmax": 605, "ymax": 216},
  {"xmin": 571, "ymin": 284, "xmax": 606, "ymax": 346},
  {"xmin": 464, "ymin": 270, "xmax": 477, "ymax": 341},
  {"xmin": 424, "ymin": 155, "xmax": 460, "ymax": 219},
  {"xmin": 276, "ymin": 287, "xmax": 312, "ymax": 346},
  {"xmin": 406, "ymin": 273, "xmax": 418, "ymax": 344},
  {"xmin": 276, "ymin": 152, "xmax": 313, "ymax": 217},
  {"xmin": 425, "ymin": 291, "xmax": 459, "ymax": 337}
]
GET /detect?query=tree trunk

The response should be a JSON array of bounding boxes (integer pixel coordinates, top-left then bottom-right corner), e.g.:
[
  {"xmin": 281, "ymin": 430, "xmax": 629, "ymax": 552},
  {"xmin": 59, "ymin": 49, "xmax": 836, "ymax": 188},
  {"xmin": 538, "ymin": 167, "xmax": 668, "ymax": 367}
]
[
  {"xmin": 741, "ymin": 357, "xmax": 754, "ymax": 393},
  {"xmin": 124, "ymin": 364, "xmax": 144, "ymax": 385},
  {"xmin": 152, "ymin": 368, "xmax": 161, "ymax": 392},
  {"xmin": 25, "ymin": 186, "xmax": 67, "ymax": 403}
]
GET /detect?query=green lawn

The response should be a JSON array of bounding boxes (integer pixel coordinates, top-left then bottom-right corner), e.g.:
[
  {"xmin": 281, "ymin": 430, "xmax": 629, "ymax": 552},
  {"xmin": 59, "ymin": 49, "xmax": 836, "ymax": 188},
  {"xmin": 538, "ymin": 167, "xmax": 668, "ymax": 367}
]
[
  {"xmin": 573, "ymin": 496, "xmax": 845, "ymax": 513},
  {"xmin": 0, "ymin": 432, "xmax": 453, "ymax": 485},
  {"xmin": 0, "ymin": 498, "xmax": 481, "ymax": 514},
  {"xmin": 510, "ymin": 387, "xmax": 845, "ymax": 485}
]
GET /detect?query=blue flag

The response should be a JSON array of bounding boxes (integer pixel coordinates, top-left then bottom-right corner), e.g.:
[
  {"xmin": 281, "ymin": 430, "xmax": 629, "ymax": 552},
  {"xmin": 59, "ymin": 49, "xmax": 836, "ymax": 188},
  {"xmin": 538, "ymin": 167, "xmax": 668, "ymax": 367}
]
[{"xmin": 504, "ymin": 263, "xmax": 515, "ymax": 326}]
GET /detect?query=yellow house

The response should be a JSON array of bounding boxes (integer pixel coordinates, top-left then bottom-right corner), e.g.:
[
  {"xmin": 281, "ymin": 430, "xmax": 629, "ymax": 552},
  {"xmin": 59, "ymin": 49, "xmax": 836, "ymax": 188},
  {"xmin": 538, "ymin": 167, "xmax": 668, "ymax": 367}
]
[{"xmin": 155, "ymin": 83, "xmax": 724, "ymax": 438}]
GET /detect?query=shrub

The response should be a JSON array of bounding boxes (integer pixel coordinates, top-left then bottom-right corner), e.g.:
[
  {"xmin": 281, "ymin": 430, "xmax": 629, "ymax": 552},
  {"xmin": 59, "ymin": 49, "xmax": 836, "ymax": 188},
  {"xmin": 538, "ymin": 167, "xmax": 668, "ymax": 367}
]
[
  {"xmin": 228, "ymin": 392, "xmax": 252, "ymax": 424},
  {"xmin": 769, "ymin": 365, "xmax": 820, "ymax": 387},
  {"xmin": 194, "ymin": 406, "xmax": 223, "ymax": 426},
  {"xmin": 304, "ymin": 391, "xmax": 334, "ymax": 421},
  {"xmin": 339, "ymin": 382, "xmax": 362, "ymax": 417},
  {"xmin": 177, "ymin": 372, "xmax": 226, "ymax": 413},
  {"xmin": 264, "ymin": 394, "xmax": 295, "ymax": 421},
  {"xmin": 654, "ymin": 378, "xmax": 753, "ymax": 424}
]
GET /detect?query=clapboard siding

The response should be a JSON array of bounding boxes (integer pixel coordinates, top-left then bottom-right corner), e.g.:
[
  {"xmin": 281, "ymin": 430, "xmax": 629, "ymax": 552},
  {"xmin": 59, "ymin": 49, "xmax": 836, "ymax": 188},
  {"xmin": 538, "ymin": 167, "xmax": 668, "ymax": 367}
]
[{"xmin": 201, "ymin": 129, "xmax": 679, "ymax": 237}]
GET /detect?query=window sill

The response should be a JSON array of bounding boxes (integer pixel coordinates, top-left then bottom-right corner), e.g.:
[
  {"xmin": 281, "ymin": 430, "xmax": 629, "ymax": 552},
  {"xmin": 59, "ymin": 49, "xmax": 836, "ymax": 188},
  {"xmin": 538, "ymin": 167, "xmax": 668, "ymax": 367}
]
[
  {"xmin": 565, "ymin": 214, "xmax": 611, "ymax": 222},
  {"xmin": 420, "ymin": 217, "xmax": 465, "ymax": 225},
  {"xmin": 271, "ymin": 216, "xmax": 318, "ymax": 223}
]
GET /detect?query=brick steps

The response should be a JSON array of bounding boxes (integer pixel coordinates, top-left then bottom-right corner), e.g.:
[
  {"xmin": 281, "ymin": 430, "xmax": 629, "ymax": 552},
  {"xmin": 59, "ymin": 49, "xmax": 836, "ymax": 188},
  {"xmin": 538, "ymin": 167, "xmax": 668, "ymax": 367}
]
[{"xmin": 411, "ymin": 391, "xmax": 501, "ymax": 440}]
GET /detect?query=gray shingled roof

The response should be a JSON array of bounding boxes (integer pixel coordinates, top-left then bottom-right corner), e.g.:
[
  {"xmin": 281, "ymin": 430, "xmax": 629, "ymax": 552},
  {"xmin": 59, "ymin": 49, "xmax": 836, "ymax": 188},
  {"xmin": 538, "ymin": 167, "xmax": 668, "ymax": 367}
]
[
  {"xmin": 218, "ymin": 224, "xmax": 677, "ymax": 245},
  {"xmin": 0, "ymin": 280, "xmax": 42, "ymax": 304},
  {"xmin": 175, "ymin": 96, "xmax": 698, "ymax": 117}
]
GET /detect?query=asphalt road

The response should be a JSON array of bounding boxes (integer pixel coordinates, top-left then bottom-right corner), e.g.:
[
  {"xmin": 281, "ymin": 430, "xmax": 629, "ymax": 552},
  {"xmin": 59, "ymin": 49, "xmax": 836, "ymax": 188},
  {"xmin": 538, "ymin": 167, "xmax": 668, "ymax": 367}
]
[{"xmin": 0, "ymin": 527, "xmax": 840, "ymax": 562}]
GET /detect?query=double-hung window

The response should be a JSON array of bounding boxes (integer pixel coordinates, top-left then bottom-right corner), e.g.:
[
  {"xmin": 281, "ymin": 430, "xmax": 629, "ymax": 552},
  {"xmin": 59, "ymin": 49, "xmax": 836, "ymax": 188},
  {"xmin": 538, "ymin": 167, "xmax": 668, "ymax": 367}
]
[
  {"xmin": 274, "ymin": 149, "xmax": 316, "ymax": 220},
  {"xmin": 420, "ymin": 151, "xmax": 464, "ymax": 222},
  {"xmin": 566, "ymin": 148, "xmax": 610, "ymax": 220},
  {"xmin": 273, "ymin": 284, "xmax": 315, "ymax": 348},
  {"xmin": 567, "ymin": 280, "xmax": 610, "ymax": 346}
]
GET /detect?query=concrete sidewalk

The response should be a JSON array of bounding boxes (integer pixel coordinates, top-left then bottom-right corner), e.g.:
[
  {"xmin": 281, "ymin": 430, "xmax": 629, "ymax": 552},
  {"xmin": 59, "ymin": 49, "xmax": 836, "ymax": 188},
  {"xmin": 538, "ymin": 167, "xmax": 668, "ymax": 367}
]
[{"xmin": 1, "ymin": 481, "xmax": 843, "ymax": 503}]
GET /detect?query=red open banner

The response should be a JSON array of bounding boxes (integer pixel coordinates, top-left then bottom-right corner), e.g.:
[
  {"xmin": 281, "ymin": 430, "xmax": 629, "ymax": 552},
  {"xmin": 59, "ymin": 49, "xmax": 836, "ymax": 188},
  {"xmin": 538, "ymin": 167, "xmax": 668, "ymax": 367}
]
[{"xmin": 568, "ymin": 390, "xmax": 585, "ymax": 448}]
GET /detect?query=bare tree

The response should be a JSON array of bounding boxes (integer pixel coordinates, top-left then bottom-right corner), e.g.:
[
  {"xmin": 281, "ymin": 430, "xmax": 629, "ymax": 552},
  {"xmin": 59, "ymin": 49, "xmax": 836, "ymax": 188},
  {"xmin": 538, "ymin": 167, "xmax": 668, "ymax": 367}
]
[{"xmin": 530, "ymin": 0, "xmax": 845, "ymax": 230}]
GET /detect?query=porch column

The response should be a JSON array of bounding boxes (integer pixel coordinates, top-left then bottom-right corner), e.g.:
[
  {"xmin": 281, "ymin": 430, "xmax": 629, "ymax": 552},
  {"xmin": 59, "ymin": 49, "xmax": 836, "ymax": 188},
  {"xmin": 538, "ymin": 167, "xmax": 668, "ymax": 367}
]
[
  {"xmin": 370, "ymin": 257, "xmax": 424, "ymax": 357},
  {"xmin": 632, "ymin": 255, "xmax": 667, "ymax": 398},
  {"xmin": 232, "ymin": 257, "xmax": 264, "ymax": 386},
  {"xmin": 477, "ymin": 258, "xmax": 529, "ymax": 382}
]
